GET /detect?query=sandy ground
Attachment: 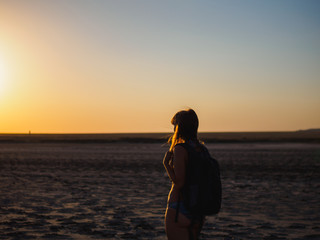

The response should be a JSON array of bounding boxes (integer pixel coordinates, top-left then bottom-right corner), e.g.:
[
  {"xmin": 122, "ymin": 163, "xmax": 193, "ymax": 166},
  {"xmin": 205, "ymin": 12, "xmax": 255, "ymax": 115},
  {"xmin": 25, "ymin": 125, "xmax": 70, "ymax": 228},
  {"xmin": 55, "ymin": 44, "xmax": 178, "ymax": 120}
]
[{"xmin": 0, "ymin": 142, "xmax": 319, "ymax": 239}]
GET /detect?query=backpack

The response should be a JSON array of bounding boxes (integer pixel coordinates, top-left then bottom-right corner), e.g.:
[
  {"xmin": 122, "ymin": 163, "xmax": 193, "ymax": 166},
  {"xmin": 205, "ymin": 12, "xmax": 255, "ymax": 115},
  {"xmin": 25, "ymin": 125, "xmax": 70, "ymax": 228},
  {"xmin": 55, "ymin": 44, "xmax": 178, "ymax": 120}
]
[{"xmin": 177, "ymin": 142, "xmax": 222, "ymax": 217}]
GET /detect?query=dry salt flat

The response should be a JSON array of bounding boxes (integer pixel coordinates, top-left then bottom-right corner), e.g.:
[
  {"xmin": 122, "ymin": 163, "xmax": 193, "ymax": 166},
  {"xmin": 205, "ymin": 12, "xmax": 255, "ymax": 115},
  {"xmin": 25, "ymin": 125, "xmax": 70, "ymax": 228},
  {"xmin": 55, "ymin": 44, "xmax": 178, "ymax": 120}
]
[{"xmin": 0, "ymin": 142, "xmax": 319, "ymax": 239}]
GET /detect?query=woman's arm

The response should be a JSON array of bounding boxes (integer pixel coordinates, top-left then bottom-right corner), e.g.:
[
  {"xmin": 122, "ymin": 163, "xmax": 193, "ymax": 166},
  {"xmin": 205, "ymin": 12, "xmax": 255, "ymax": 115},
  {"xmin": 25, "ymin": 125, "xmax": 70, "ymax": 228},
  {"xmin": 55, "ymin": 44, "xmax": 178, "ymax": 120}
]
[
  {"xmin": 163, "ymin": 151, "xmax": 174, "ymax": 181},
  {"xmin": 163, "ymin": 145, "xmax": 187, "ymax": 189}
]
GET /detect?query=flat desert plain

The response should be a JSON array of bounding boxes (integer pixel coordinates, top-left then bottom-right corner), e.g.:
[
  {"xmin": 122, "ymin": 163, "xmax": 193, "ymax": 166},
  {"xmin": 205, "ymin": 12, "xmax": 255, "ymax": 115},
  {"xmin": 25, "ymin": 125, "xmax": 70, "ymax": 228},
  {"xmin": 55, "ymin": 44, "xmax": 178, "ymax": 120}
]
[{"xmin": 0, "ymin": 134, "xmax": 319, "ymax": 239}]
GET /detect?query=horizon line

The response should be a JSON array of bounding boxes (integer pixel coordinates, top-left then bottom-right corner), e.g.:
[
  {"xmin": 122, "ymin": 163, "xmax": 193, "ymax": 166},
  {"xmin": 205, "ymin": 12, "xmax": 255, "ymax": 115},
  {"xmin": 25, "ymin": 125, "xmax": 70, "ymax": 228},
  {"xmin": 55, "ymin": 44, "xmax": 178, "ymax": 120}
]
[{"xmin": 0, "ymin": 129, "xmax": 319, "ymax": 135}]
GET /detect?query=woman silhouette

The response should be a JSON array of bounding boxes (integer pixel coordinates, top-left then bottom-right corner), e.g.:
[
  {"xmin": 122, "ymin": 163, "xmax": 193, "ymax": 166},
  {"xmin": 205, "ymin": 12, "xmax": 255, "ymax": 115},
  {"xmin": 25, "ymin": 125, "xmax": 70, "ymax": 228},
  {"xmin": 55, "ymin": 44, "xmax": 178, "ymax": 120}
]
[{"xmin": 163, "ymin": 109, "xmax": 205, "ymax": 240}]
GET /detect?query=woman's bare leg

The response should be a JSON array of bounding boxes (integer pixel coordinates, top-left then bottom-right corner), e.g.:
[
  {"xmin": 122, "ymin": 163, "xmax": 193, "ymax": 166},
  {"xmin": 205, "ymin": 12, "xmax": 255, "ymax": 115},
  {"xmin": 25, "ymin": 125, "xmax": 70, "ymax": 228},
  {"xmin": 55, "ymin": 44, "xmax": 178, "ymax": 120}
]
[
  {"xmin": 165, "ymin": 207, "xmax": 191, "ymax": 240},
  {"xmin": 189, "ymin": 216, "xmax": 205, "ymax": 239}
]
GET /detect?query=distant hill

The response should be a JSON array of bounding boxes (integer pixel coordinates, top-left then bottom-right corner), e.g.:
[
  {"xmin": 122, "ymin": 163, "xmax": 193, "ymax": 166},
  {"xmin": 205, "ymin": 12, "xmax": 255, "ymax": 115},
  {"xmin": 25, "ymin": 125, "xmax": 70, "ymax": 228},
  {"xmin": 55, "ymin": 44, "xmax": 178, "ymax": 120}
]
[{"xmin": 297, "ymin": 128, "xmax": 320, "ymax": 132}]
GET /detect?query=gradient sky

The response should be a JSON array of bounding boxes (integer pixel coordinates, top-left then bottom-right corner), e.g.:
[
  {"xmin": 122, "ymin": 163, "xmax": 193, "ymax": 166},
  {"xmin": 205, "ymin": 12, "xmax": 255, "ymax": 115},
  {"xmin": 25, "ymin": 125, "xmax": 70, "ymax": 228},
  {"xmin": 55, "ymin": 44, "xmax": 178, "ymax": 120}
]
[{"xmin": 0, "ymin": 0, "xmax": 319, "ymax": 133}]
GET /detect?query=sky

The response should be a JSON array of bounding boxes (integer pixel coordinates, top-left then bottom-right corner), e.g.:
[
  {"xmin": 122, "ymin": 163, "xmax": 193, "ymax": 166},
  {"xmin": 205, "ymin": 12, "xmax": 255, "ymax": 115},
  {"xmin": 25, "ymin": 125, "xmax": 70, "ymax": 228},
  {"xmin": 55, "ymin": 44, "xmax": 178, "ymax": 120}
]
[{"xmin": 0, "ymin": 0, "xmax": 319, "ymax": 133}]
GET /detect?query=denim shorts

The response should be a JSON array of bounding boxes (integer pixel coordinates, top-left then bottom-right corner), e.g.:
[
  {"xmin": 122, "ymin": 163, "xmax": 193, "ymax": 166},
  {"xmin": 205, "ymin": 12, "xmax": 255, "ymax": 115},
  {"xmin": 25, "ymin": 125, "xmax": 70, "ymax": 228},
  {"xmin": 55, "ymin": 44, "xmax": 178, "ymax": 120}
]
[
  {"xmin": 168, "ymin": 201, "xmax": 193, "ymax": 219},
  {"xmin": 168, "ymin": 201, "xmax": 204, "ymax": 223}
]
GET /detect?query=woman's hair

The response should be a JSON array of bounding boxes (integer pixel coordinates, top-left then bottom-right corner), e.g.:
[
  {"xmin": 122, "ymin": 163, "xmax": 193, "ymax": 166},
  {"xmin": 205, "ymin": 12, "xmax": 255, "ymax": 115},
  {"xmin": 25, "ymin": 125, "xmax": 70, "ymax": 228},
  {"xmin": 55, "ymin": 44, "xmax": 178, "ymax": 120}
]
[{"xmin": 168, "ymin": 108, "xmax": 199, "ymax": 151}]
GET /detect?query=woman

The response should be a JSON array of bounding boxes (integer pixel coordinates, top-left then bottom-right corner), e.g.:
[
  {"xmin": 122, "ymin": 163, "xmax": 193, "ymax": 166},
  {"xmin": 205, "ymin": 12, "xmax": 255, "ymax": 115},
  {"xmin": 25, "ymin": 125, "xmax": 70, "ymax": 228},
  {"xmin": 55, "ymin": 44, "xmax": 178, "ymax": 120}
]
[{"xmin": 163, "ymin": 109, "xmax": 205, "ymax": 240}]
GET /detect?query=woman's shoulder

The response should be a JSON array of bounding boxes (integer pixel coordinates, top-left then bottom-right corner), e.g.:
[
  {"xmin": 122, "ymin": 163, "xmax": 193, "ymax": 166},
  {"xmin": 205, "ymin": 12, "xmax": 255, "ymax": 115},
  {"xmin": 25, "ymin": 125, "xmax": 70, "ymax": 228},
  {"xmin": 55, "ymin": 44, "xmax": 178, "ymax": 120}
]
[
  {"xmin": 173, "ymin": 143, "xmax": 188, "ymax": 152},
  {"xmin": 173, "ymin": 144, "xmax": 188, "ymax": 157},
  {"xmin": 173, "ymin": 144, "xmax": 188, "ymax": 163},
  {"xmin": 186, "ymin": 140, "xmax": 207, "ymax": 152},
  {"xmin": 174, "ymin": 142, "xmax": 187, "ymax": 148}
]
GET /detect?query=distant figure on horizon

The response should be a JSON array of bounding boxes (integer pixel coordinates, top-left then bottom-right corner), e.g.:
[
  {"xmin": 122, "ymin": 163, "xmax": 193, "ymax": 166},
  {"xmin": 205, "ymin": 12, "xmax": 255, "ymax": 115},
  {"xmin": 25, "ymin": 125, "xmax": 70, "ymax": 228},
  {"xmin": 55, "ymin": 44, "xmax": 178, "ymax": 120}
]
[{"xmin": 163, "ymin": 109, "xmax": 207, "ymax": 239}]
